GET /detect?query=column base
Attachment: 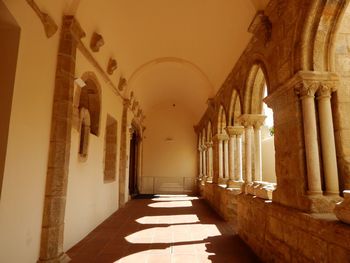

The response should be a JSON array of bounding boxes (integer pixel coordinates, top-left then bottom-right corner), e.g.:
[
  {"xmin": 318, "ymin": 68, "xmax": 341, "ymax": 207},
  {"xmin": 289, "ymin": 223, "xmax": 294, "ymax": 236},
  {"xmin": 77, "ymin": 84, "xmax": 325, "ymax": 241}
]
[
  {"xmin": 218, "ymin": 177, "xmax": 227, "ymax": 186},
  {"xmin": 38, "ymin": 253, "xmax": 71, "ymax": 263},
  {"xmin": 206, "ymin": 176, "xmax": 213, "ymax": 183},
  {"xmin": 226, "ymin": 180, "xmax": 243, "ymax": 189}
]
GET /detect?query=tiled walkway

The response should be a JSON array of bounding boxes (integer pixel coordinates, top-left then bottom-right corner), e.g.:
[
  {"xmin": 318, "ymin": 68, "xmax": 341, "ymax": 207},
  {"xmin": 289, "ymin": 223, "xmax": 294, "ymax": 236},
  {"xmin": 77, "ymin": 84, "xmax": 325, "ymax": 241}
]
[{"xmin": 67, "ymin": 195, "xmax": 260, "ymax": 263}]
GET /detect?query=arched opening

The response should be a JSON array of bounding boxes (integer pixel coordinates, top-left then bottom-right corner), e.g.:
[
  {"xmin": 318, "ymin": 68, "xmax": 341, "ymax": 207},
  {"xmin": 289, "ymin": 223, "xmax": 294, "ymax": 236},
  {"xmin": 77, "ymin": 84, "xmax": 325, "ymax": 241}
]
[
  {"xmin": 128, "ymin": 123, "xmax": 141, "ymax": 197},
  {"xmin": 228, "ymin": 89, "xmax": 242, "ymax": 126},
  {"xmin": 0, "ymin": 2, "xmax": 20, "ymax": 199},
  {"xmin": 79, "ymin": 73, "xmax": 101, "ymax": 136},
  {"xmin": 217, "ymin": 105, "xmax": 229, "ymax": 184},
  {"xmin": 329, "ymin": 2, "xmax": 350, "ymax": 194},
  {"xmin": 245, "ymin": 64, "xmax": 276, "ymax": 194}
]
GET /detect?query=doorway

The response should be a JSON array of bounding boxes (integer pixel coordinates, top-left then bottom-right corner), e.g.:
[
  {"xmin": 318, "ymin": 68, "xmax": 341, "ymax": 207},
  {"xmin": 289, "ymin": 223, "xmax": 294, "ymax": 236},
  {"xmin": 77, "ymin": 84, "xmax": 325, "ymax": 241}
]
[{"xmin": 128, "ymin": 129, "xmax": 139, "ymax": 196}]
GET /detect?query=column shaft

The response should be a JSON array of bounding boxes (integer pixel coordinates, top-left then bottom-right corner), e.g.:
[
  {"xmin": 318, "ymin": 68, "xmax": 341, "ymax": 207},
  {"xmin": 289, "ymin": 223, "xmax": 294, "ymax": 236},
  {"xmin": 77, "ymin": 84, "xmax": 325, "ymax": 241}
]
[
  {"xmin": 224, "ymin": 138, "xmax": 229, "ymax": 181},
  {"xmin": 245, "ymin": 126, "xmax": 253, "ymax": 183},
  {"xmin": 254, "ymin": 127, "xmax": 262, "ymax": 182},
  {"xmin": 317, "ymin": 89, "xmax": 339, "ymax": 195},
  {"xmin": 301, "ymin": 93, "xmax": 322, "ymax": 194},
  {"xmin": 236, "ymin": 134, "xmax": 243, "ymax": 182}
]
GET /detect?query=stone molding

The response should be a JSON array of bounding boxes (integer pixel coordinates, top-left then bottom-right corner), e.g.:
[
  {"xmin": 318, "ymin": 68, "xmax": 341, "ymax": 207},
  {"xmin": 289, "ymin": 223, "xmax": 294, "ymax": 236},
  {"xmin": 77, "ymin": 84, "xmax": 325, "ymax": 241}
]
[{"xmin": 26, "ymin": 0, "xmax": 58, "ymax": 38}]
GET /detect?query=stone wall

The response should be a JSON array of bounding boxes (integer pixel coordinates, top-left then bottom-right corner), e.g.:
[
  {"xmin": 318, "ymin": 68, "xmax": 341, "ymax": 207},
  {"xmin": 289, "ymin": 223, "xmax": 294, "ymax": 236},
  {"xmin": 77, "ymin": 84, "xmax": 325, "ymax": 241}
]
[{"xmin": 200, "ymin": 183, "xmax": 350, "ymax": 263}]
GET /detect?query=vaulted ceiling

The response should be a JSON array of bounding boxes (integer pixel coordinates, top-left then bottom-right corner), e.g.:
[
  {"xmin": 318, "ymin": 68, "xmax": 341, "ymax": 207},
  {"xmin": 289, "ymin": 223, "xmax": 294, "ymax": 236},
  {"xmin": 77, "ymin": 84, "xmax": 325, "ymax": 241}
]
[{"xmin": 67, "ymin": 0, "xmax": 269, "ymax": 122}]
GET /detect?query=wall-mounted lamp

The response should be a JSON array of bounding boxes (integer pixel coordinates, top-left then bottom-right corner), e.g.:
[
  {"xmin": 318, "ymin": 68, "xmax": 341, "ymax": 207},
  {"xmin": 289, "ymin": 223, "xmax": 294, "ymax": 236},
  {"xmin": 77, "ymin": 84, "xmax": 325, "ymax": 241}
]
[{"xmin": 74, "ymin": 78, "xmax": 86, "ymax": 88}]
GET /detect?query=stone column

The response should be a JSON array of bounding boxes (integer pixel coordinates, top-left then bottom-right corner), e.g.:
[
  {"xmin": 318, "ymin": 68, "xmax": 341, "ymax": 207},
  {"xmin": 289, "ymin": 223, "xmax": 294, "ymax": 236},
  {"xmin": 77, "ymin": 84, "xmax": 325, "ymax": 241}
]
[
  {"xmin": 212, "ymin": 134, "xmax": 227, "ymax": 185},
  {"xmin": 202, "ymin": 145, "xmax": 207, "ymax": 181},
  {"xmin": 198, "ymin": 146, "xmax": 203, "ymax": 181},
  {"xmin": 296, "ymin": 83, "xmax": 322, "ymax": 195},
  {"xmin": 234, "ymin": 127, "xmax": 245, "ymax": 183},
  {"xmin": 206, "ymin": 141, "xmax": 214, "ymax": 182},
  {"xmin": 317, "ymin": 84, "xmax": 339, "ymax": 195},
  {"xmin": 239, "ymin": 115, "xmax": 255, "ymax": 186},
  {"xmin": 223, "ymin": 135, "xmax": 229, "ymax": 184},
  {"xmin": 252, "ymin": 116, "xmax": 266, "ymax": 182},
  {"xmin": 38, "ymin": 17, "xmax": 85, "ymax": 263},
  {"xmin": 225, "ymin": 127, "xmax": 235, "ymax": 188}
]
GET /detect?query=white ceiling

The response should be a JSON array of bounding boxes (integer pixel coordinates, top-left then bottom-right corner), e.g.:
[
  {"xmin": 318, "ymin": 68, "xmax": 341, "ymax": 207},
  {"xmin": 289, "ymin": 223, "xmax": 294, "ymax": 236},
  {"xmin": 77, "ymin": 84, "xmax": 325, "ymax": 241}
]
[{"xmin": 68, "ymin": 0, "xmax": 269, "ymax": 122}]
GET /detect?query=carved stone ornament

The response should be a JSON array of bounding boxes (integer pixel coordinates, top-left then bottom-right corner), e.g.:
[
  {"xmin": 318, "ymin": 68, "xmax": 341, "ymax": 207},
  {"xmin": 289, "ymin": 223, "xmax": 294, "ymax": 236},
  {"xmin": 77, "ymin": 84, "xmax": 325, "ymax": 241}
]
[
  {"xmin": 248, "ymin": 11, "xmax": 272, "ymax": 46},
  {"xmin": 118, "ymin": 77, "xmax": 127, "ymax": 91},
  {"xmin": 107, "ymin": 58, "xmax": 118, "ymax": 75},
  {"xmin": 334, "ymin": 191, "xmax": 350, "ymax": 224},
  {"xmin": 26, "ymin": 0, "xmax": 58, "ymax": 38},
  {"xmin": 90, "ymin": 32, "xmax": 104, "ymax": 52}
]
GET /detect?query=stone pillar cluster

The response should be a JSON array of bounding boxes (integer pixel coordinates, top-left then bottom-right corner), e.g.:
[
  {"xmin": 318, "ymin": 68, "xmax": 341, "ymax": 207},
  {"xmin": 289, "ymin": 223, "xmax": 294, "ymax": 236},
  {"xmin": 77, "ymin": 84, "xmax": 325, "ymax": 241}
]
[
  {"xmin": 295, "ymin": 78, "xmax": 339, "ymax": 196},
  {"xmin": 198, "ymin": 139, "xmax": 213, "ymax": 184}
]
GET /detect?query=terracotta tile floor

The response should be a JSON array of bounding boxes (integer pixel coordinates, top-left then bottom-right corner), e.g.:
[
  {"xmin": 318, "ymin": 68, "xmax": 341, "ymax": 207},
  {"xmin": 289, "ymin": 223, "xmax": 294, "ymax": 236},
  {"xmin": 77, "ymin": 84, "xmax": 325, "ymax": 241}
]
[{"xmin": 67, "ymin": 195, "xmax": 260, "ymax": 263}]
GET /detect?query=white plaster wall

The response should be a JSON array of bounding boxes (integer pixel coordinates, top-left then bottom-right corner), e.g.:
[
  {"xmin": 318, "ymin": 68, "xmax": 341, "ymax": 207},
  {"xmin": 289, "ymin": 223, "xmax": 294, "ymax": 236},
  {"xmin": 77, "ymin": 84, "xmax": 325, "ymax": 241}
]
[
  {"xmin": 0, "ymin": 1, "xmax": 65, "ymax": 262},
  {"xmin": 142, "ymin": 104, "xmax": 197, "ymax": 194},
  {"xmin": 63, "ymin": 51, "xmax": 124, "ymax": 251},
  {"xmin": 262, "ymin": 137, "xmax": 276, "ymax": 183}
]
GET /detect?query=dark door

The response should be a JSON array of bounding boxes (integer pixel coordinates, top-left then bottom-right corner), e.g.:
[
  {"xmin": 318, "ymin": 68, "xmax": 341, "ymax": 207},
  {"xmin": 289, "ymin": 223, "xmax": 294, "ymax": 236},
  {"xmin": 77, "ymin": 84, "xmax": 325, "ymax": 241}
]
[{"xmin": 128, "ymin": 132, "xmax": 139, "ymax": 196}]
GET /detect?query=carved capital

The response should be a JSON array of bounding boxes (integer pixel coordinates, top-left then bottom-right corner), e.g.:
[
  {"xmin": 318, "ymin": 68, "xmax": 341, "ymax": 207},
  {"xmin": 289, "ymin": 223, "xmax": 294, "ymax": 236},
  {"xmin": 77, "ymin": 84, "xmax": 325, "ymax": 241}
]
[
  {"xmin": 295, "ymin": 81, "xmax": 319, "ymax": 99},
  {"xmin": 90, "ymin": 32, "xmax": 104, "ymax": 52},
  {"xmin": 107, "ymin": 58, "xmax": 118, "ymax": 75},
  {"xmin": 205, "ymin": 141, "xmax": 214, "ymax": 148},
  {"xmin": 212, "ymin": 133, "xmax": 229, "ymax": 142},
  {"xmin": 225, "ymin": 126, "xmax": 245, "ymax": 137},
  {"xmin": 317, "ymin": 81, "xmax": 338, "ymax": 99},
  {"xmin": 238, "ymin": 114, "xmax": 265, "ymax": 128}
]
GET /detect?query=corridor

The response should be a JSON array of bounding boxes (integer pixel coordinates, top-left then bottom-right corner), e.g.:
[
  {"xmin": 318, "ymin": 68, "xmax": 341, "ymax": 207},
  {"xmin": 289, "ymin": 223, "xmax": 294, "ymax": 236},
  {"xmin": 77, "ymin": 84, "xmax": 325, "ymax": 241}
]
[{"xmin": 67, "ymin": 195, "xmax": 260, "ymax": 263}]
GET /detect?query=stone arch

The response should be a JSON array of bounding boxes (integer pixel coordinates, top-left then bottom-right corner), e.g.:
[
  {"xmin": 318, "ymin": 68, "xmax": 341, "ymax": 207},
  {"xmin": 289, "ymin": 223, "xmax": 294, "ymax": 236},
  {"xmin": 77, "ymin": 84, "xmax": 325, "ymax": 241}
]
[
  {"xmin": 324, "ymin": 1, "xmax": 350, "ymax": 192},
  {"xmin": 300, "ymin": 0, "xmax": 347, "ymax": 71},
  {"xmin": 217, "ymin": 105, "xmax": 228, "ymax": 134},
  {"xmin": 244, "ymin": 63, "xmax": 269, "ymax": 114},
  {"xmin": 228, "ymin": 89, "xmax": 242, "ymax": 126},
  {"xmin": 80, "ymin": 72, "xmax": 102, "ymax": 136}
]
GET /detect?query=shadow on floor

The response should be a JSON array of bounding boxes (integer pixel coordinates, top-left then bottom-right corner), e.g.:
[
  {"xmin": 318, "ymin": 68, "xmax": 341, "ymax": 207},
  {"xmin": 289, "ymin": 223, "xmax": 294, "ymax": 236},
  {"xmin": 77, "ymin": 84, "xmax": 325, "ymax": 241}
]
[{"xmin": 67, "ymin": 195, "xmax": 260, "ymax": 263}]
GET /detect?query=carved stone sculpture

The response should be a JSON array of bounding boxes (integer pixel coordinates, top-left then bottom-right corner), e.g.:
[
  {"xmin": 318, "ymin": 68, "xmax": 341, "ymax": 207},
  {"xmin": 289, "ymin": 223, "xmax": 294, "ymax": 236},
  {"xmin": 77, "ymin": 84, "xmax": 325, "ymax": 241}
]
[
  {"xmin": 107, "ymin": 58, "xmax": 118, "ymax": 75},
  {"xmin": 118, "ymin": 77, "xmax": 127, "ymax": 91},
  {"xmin": 90, "ymin": 32, "xmax": 104, "ymax": 52},
  {"xmin": 26, "ymin": 0, "xmax": 58, "ymax": 38}
]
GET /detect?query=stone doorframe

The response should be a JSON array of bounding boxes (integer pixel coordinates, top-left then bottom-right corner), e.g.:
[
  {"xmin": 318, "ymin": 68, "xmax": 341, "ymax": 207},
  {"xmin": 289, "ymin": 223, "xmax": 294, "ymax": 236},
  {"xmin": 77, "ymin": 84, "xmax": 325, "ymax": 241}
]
[{"xmin": 38, "ymin": 16, "xmax": 85, "ymax": 263}]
